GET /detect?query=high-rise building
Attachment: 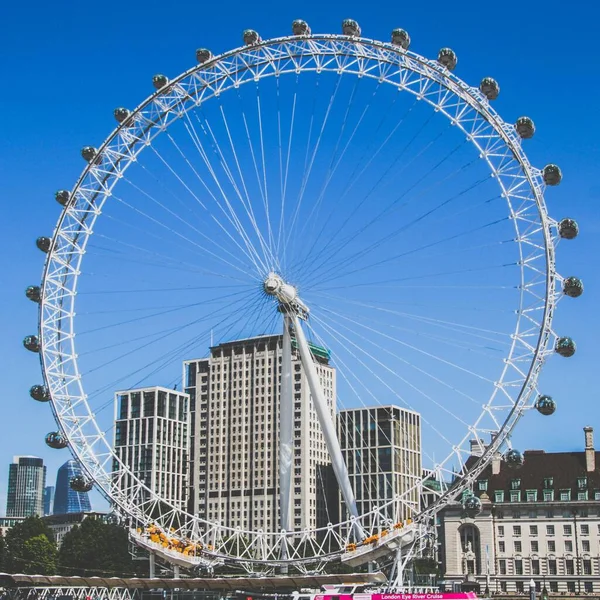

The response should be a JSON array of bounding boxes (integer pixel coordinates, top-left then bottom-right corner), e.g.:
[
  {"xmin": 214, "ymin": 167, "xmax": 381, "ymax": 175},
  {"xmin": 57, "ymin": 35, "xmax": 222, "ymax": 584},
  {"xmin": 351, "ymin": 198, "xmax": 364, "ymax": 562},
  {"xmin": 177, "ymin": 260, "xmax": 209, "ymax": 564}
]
[
  {"xmin": 6, "ymin": 456, "xmax": 46, "ymax": 517},
  {"xmin": 337, "ymin": 406, "xmax": 422, "ymax": 527},
  {"xmin": 184, "ymin": 334, "xmax": 336, "ymax": 534},
  {"xmin": 43, "ymin": 485, "xmax": 55, "ymax": 516},
  {"xmin": 113, "ymin": 386, "xmax": 189, "ymax": 510},
  {"xmin": 53, "ymin": 460, "xmax": 92, "ymax": 515}
]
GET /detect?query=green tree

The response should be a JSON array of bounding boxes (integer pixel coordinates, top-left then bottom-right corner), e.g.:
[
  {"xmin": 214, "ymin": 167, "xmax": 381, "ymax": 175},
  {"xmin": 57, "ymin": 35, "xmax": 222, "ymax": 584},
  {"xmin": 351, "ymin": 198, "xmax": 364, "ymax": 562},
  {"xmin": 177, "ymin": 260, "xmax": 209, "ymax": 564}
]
[
  {"xmin": 0, "ymin": 530, "xmax": 6, "ymax": 571},
  {"xmin": 20, "ymin": 535, "xmax": 57, "ymax": 574},
  {"xmin": 5, "ymin": 516, "xmax": 56, "ymax": 573},
  {"xmin": 59, "ymin": 517, "xmax": 134, "ymax": 576}
]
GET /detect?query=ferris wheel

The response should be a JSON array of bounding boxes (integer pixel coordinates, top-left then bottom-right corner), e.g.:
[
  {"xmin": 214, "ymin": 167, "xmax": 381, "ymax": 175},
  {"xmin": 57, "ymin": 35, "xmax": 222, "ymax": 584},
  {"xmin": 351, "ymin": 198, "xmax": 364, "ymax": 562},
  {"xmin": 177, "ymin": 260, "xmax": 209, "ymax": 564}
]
[{"xmin": 25, "ymin": 19, "xmax": 582, "ymax": 574}]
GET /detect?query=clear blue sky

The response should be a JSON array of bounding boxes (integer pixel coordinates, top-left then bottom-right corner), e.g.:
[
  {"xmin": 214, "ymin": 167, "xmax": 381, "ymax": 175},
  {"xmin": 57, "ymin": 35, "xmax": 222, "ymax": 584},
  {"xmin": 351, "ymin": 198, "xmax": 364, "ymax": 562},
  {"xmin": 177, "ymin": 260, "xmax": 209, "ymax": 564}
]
[{"xmin": 0, "ymin": 0, "xmax": 598, "ymax": 513}]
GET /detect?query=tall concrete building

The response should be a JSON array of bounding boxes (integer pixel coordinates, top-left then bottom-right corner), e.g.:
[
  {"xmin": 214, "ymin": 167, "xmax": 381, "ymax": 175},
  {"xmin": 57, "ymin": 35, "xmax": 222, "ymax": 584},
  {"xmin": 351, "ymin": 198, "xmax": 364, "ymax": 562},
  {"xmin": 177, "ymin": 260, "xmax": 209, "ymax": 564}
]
[
  {"xmin": 184, "ymin": 334, "xmax": 336, "ymax": 534},
  {"xmin": 337, "ymin": 406, "xmax": 422, "ymax": 527},
  {"xmin": 53, "ymin": 460, "xmax": 91, "ymax": 515},
  {"xmin": 114, "ymin": 386, "xmax": 190, "ymax": 510},
  {"xmin": 6, "ymin": 456, "xmax": 46, "ymax": 517},
  {"xmin": 440, "ymin": 427, "xmax": 600, "ymax": 594}
]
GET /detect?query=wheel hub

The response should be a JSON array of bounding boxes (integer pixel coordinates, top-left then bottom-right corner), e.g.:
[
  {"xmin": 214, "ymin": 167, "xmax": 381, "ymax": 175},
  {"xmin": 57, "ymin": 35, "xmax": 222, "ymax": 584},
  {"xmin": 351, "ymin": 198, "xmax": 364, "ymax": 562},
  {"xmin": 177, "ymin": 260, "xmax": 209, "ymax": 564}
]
[{"xmin": 263, "ymin": 273, "xmax": 309, "ymax": 319}]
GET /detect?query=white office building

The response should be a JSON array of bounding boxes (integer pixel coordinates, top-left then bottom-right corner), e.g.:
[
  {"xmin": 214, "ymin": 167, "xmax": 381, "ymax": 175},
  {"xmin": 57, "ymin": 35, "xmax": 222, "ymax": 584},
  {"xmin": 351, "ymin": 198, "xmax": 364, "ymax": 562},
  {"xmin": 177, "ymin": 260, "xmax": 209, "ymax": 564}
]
[
  {"xmin": 113, "ymin": 386, "xmax": 189, "ymax": 511},
  {"xmin": 184, "ymin": 334, "xmax": 336, "ymax": 534}
]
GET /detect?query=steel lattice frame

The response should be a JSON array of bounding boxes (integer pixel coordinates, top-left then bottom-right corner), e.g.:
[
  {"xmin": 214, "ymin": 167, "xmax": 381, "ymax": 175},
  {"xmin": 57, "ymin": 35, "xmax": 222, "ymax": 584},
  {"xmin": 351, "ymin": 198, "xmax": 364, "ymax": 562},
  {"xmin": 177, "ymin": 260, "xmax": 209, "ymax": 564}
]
[{"xmin": 38, "ymin": 33, "xmax": 563, "ymax": 569}]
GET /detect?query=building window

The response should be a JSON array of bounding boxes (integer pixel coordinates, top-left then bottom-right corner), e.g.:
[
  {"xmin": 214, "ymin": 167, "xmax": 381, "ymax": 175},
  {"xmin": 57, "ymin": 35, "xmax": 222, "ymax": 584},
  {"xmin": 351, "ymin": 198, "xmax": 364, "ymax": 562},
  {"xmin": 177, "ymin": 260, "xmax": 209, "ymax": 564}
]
[
  {"xmin": 559, "ymin": 489, "xmax": 571, "ymax": 501},
  {"xmin": 543, "ymin": 477, "xmax": 553, "ymax": 488},
  {"xmin": 498, "ymin": 525, "xmax": 504, "ymax": 536},
  {"xmin": 595, "ymin": 490, "xmax": 600, "ymax": 501},
  {"xmin": 565, "ymin": 540, "xmax": 573, "ymax": 552},
  {"xmin": 514, "ymin": 541, "xmax": 522, "ymax": 553},
  {"xmin": 498, "ymin": 541, "xmax": 505, "ymax": 553},
  {"xmin": 581, "ymin": 524, "xmax": 589, "ymax": 536},
  {"xmin": 577, "ymin": 477, "xmax": 587, "ymax": 489},
  {"xmin": 566, "ymin": 560, "xmax": 575, "ymax": 575},
  {"xmin": 584, "ymin": 583, "xmax": 593, "ymax": 593},
  {"xmin": 529, "ymin": 525, "xmax": 538, "ymax": 536},
  {"xmin": 478, "ymin": 480, "xmax": 488, "ymax": 491},
  {"xmin": 578, "ymin": 490, "xmax": 588, "ymax": 500},
  {"xmin": 510, "ymin": 478, "xmax": 521, "ymax": 490},
  {"xmin": 526, "ymin": 489, "xmax": 537, "ymax": 502},
  {"xmin": 499, "ymin": 559, "xmax": 506, "ymax": 575},
  {"xmin": 546, "ymin": 525, "xmax": 555, "ymax": 536},
  {"xmin": 510, "ymin": 490, "xmax": 521, "ymax": 502},
  {"xmin": 567, "ymin": 582, "xmax": 576, "ymax": 593},
  {"xmin": 513, "ymin": 525, "xmax": 521, "ymax": 537},
  {"xmin": 583, "ymin": 560, "xmax": 592, "ymax": 575},
  {"xmin": 516, "ymin": 582, "xmax": 524, "ymax": 593},
  {"xmin": 543, "ymin": 489, "xmax": 554, "ymax": 501},
  {"xmin": 512, "ymin": 510, "xmax": 521, "ymax": 519},
  {"xmin": 495, "ymin": 490, "xmax": 504, "ymax": 503},
  {"xmin": 549, "ymin": 582, "xmax": 558, "ymax": 593},
  {"xmin": 563, "ymin": 524, "xmax": 572, "ymax": 536},
  {"xmin": 515, "ymin": 560, "xmax": 523, "ymax": 575},
  {"xmin": 532, "ymin": 560, "xmax": 540, "ymax": 575},
  {"xmin": 548, "ymin": 560, "xmax": 557, "ymax": 575},
  {"xmin": 547, "ymin": 540, "xmax": 555, "ymax": 552},
  {"xmin": 531, "ymin": 541, "xmax": 538, "ymax": 553},
  {"xmin": 582, "ymin": 540, "xmax": 590, "ymax": 552}
]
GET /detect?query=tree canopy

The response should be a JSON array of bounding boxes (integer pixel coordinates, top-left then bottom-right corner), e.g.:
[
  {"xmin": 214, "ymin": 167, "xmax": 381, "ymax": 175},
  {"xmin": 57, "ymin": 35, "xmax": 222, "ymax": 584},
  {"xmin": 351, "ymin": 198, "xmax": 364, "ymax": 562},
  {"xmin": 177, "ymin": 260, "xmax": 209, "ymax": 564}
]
[{"xmin": 5, "ymin": 516, "xmax": 56, "ymax": 574}]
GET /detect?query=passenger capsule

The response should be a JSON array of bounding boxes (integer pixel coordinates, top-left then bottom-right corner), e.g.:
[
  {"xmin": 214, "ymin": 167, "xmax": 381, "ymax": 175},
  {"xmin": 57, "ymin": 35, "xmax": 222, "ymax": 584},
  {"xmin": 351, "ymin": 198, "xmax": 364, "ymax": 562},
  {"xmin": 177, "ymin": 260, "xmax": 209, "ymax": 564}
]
[
  {"xmin": 25, "ymin": 286, "xmax": 41, "ymax": 303},
  {"xmin": 555, "ymin": 336, "xmax": 576, "ymax": 358},
  {"xmin": 438, "ymin": 48, "xmax": 457, "ymax": 71},
  {"xmin": 45, "ymin": 431, "xmax": 68, "ymax": 449},
  {"xmin": 563, "ymin": 277, "xmax": 584, "ymax": 298},
  {"xmin": 81, "ymin": 146, "xmax": 100, "ymax": 164},
  {"xmin": 535, "ymin": 395, "xmax": 556, "ymax": 416},
  {"xmin": 36, "ymin": 237, "xmax": 51, "ymax": 253},
  {"xmin": 479, "ymin": 77, "xmax": 500, "ymax": 100},
  {"xmin": 243, "ymin": 29, "xmax": 261, "ymax": 45},
  {"xmin": 30, "ymin": 385, "xmax": 50, "ymax": 402},
  {"xmin": 152, "ymin": 74, "xmax": 169, "ymax": 90},
  {"xmin": 504, "ymin": 449, "xmax": 524, "ymax": 469},
  {"xmin": 515, "ymin": 116, "xmax": 535, "ymax": 139},
  {"xmin": 558, "ymin": 218, "xmax": 579, "ymax": 240},
  {"xmin": 463, "ymin": 495, "xmax": 482, "ymax": 517},
  {"xmin": 55, "ymin": 190, "xmax": 70, "ymax": 206},
  {"xmin": 69, "ymin": 475, "xmax": 93, "ymax": 493},
  {"xmin": 23, "ymin": 335, "xmax": 40, "ymax": 353},
  {"xmin": 114, "ymin": 107, "xmax": 131, "ymax": 124},
  {"xmin": 542, "ymin": 164, "xmax": 562, "ymax": 186},
  {"xmin": 196, "ymin": 48, "xmax": 213, "ymax": 64},
  {"xmin": 391, "ymin": 28, "xmax": 410, "ymax": 50},
  {"xmin": 292, "ymin": 20, "xmax": 311, "ymax": 36},
  {"xmin": 342, "ymin": 19, "xmax": 361, "ymax": 37}
]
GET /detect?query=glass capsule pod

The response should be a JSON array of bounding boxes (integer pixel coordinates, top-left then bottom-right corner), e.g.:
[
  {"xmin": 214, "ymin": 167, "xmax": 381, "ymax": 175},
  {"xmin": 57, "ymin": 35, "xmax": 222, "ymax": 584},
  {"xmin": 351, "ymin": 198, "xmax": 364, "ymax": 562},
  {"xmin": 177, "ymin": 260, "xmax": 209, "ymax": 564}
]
[
  {"xmin": 504, "ymin": 449, "xmax": 524, "ymax": 469},
  {"xmin": 30, "ymin": 384, "xmax": 50, "ymax": 402},
  {"xmin": 45, "ymin": 431, "xmax": 68, "ymax": 449},
  {"xmin": 152, "ymin": 74, "xmax": 169, "ymax": 90},
  {"xmin": 342, "ymin": 19, "xmax": 361, "ymax": 37},
  {"xmin": 196, "ymin": 48, "xmax": 213, "ymax": 63},
  {"xmin": 292, "ymin": 20, "xmax": 311, "ymax": 36},
  {"xmin": 36, "ymin": 237, "xmax": 51, "ymax": 253},
  {"xmin": 391, "ymin": 28, "xmax": 410, "ymax": 49},
  {"xmin": 23, "ymin": 335, "xmax": 40, "ymax": 353},
  {"xmin": 479, "ymin": 77, "xmax": 500, "ymax": 100},
  {"xmin": 535, "ymin": 395, "xmax": 556, "ymax": 416},
  {"xmin": 114, "ymin": 107, "xmax": 131, "ymax": 124},
  {"xmin": 243, "ymin": 29, "xmax": 261, "ymax": 45},
  {"xmin": 55, "ymin": 190, "xmax": 70, "ymax": 206},
  {"xmin": 25, "ymin": 285, "xmax": 41, "ymax": 303},
  {"xmin": 438, "ymin": 48, "xmax": 457, "ymax": 70},
  {"xmin": 555, "ymin": 337, "xmax": 576, "ymax": 357},
  {"xmin": 558, "ymin": 218, "xmax": 579, "ymax": 240},
  {"xmin": 515, "ymin": 116, "xmax": 535, "ymax": 139},
  {"xmin": 81, "ymin": 146, "xmax": 100, "ymax": 164},
  {"xmin": 542, "ymin": 164, "xmax": 562, "ymax": 186},
  {"xmin": 70, "ymin": 475, "xmax": 93, "ymax": 492},
  {"xmin": 563, "ymin": 277, "xmax": 584, "ymax": 298},
  {"xmin": 463, "ymin": 495, "xmax": 482, "ymax": 517}
]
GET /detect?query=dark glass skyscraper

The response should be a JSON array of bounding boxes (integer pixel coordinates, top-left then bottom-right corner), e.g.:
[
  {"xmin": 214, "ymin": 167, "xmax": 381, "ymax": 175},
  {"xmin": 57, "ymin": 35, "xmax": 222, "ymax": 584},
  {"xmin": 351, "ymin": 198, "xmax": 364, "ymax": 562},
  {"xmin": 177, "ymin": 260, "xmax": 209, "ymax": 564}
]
[
  {"xmin": 6, "ymin": 456, "xmax": 46, "ymax": 517},
  {"xmin": 53, "ymin": 460, "xmax": 91, "ymax": 514},
  {"xmin": 43, "ymin": 486, "xmax": 55, "ymax": 516}
]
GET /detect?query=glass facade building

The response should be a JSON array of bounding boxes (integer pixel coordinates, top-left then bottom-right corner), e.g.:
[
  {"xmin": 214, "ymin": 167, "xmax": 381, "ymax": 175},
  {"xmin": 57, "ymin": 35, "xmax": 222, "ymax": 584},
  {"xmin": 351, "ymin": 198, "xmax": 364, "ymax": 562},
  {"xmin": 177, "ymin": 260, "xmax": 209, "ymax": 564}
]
[
  {"xmin": 43, "ymin": 485, "xmax": 55, "ymax": 515},
  {"xmin": 53, "ymin": 460, "xmax": 92, "ymax": 514},
  {"xmin": 6, "ymin": 456, "xmax": 46, "ymax": 517}
]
